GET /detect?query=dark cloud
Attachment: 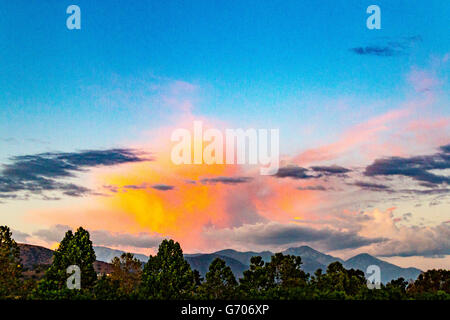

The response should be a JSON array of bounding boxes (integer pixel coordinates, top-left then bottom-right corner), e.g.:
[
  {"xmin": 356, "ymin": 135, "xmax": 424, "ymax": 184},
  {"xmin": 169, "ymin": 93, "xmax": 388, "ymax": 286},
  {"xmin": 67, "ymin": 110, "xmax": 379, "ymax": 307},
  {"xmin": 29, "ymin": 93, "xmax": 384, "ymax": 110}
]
[
  {"xmin": 124, "ymin": 183, "xmax": 148, "ymax": 190},
  {"xmin": 310, "ymin": 165, "xmax": 351, "ymax": 175},
  {"xmin": 207, "ymin": 222, "xmax": 385, "ymax": 251},
  {"xmin": 402, "ymin": 213, "xmax": 412, "ymax": 221},
  {"xmin": 351, "ymin": 46, "xmax": 399, "ymax": 57},
  {"xmin": 364, "ymin": 145, "xmax": 450, "ymax": 186},
  {"xmin": 275, "ymin": 166, "xmax": 315, "ymax": 179},
  {"xmin": 419, "ymin": 182, "xmax": 438, "ymax": 188},
  {"xmin": 0, "ymin": 149, "xmax": 147, "ymax": 200},
  {"xmin": 200, "ymin": 176, "xmax": 252, "ymax": 185},
  {"xmin": 440, "ymin": 144, "xmax": 450, "ymax": 154},
  {"xmin": 275, "ymin": 165, "xmax": 348, "ymax": 180},
  {"xmin": 400, "ymin": 188, "xmax": 450, "ymax": 195},
  {"xmin": 103, "ymin": 185, "xmax": 119, "ymax": 193},
  {"xmin": 151, "ymin": 184, "xmax": 175, "ymax": 191},
  {"xmin": 297, "ymin": 185, "xmax": 327, "ymax": 191},
  {"xmin": 351, "ymin": 181, "xmax": 391, "ymax": 191}
]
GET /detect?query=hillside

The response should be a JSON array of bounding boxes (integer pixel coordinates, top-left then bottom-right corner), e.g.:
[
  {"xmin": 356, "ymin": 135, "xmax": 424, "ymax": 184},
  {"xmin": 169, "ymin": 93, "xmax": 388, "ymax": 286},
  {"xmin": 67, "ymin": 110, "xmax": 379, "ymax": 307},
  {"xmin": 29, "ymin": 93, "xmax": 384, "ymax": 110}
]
[
  {"xmin": 343, "ymin": 253, "xmax": 421, "ymax": 283},
  {"xmin": 94, "ymin": 246, "xmax": 148, "ymax": 263},
  {"xmin": 185, "ymin": 254, "xmax": 249, "ymax": 279},
  {"xmin": 188, "ymin": 246, "xmax": 422, "ymax": 283}
]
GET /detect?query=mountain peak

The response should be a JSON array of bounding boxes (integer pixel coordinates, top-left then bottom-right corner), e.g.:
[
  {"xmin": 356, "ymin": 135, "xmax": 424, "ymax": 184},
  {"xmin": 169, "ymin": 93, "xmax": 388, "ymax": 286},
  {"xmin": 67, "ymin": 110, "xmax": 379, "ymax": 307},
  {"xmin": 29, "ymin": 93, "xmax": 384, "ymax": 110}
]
[
  {"xmin": 349, "ymin": 253, "xmax": 377, "ymax": 259},
  {"xmin": 285, "ymin": 245, "xmax": 319, "ymax": 253}
]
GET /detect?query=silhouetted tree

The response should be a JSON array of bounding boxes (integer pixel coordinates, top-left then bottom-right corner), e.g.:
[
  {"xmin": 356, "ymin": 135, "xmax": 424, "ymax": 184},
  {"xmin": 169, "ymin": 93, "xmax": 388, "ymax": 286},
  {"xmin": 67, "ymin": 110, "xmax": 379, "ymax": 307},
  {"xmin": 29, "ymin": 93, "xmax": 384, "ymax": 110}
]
[
  {"xmin": 110, "ymin": 253, "xmax": 142, "ymax": 297},
  {"xmin": 140, "ymin": 239, "xmax": 195, "ymax": 299},
  {"xmin": 0, "ymin": 226, "xmax": 22, "ymax": 299},
  {"xmin": 34, "ymin": 227, "xmax": 97, "ymax": 299},
  {"xmin": 198, "ymin": 258, "xmax": 237, "ymax": 299},
  {"xmin": 408, "ymin": 269, "xmax": 450, "ymax": 299}
]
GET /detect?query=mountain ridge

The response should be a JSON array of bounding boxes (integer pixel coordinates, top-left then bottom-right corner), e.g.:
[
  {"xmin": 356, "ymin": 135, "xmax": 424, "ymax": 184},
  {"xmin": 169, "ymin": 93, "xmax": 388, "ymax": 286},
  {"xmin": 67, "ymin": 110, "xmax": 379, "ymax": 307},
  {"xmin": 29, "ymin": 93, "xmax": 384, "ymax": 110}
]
[{"xmin": 17, "ymin": 243, "xmax": 422, "ymax": 283}]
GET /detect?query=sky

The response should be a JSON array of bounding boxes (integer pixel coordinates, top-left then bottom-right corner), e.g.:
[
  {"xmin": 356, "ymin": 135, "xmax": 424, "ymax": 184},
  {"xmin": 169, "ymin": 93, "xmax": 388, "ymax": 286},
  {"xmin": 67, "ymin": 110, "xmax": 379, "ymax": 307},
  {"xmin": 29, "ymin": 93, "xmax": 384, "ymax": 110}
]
[{"xmin": 0, "ymin": 0, "xmax": 449, "ymax": 270}]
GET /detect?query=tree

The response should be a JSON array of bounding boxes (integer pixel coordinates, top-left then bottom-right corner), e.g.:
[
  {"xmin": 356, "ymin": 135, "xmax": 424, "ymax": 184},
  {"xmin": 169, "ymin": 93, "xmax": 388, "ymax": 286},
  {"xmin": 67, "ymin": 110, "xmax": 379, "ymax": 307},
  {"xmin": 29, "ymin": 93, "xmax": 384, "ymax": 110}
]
[
  {"xmin": 140, "ymin": 239, "xmax": 195, "ymax": 299},
  {"xmin": 408, "ymin": 269, "xmax": 450, "ymax": 299},
  {"xmin": 35, "ymin": 227, "xmax": 97, "ymax": 298},
  {"xmin": 311, "ymin": 262, "xmax": 366, "ymax": 299},
  {"xmin": 198, "ymin": 258, "xmax": 237, "ymax": 299},
  {"xmin": 239, "ymin": 253, "xmax": 310, "ymax": 299},
  {"xmin": 0, "ymin": 226, "xmax": 23, "ymax": 299},
  {"xmin": 239, "ymin": 256, "xmax": 271, "ymax": 298},
  {"xmin": 110, "ymin": 253, "xmax": 142, "ymax": 297},
  {"xmin": 265, "ymin": 253, "xmax": 308, "ymax": 289},
  {"xmin": 93, "ymin": 275, "xmax": 121, "ymax": 300},
  {"xmin": 383, "ymin": 277, "xmax": 408, "ymax": 300}
]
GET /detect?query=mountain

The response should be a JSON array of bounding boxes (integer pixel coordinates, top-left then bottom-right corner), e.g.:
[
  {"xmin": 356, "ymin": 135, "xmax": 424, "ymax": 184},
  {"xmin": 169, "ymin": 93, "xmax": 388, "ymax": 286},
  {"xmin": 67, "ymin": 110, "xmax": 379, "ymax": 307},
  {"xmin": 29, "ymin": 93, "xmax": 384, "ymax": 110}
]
[
  {"xmin": 184, "ymin": 253, "xmax": 249, "ymax": 279},
  {"xmin": 93, "ymin": 246, "xmax": 149, "ymax": 263},
  {"xmin": 282, "ymin": 246, "xmax": 343, "ymax": 275},
  {"xmin": 212, "ymin": 249, "xmax": 273, "ymax": 265},
  {"xmin": 186, "ymin": 246, "xmax": 422, "ymax": 283},
  {"xmin": 17, "ymin": 243, "xmax": 422, "ymax": 283},
  {"xmin": 18, "ymin": 243, "xmax": 113, "ymax": 276},
  {"xmin": 199, "ymin": 246, "xmax": 344, "ymax": 278},
  {"xmin": 18, "ymin": 243, "xmax": 54, "ymax": 267},
  {"xmin": 283, "ymin": 246, "xmax": 344, "ymax": 266},
  {"xmin": 343, "ymin": 253, "xmax": 421, "ymax": 283}
]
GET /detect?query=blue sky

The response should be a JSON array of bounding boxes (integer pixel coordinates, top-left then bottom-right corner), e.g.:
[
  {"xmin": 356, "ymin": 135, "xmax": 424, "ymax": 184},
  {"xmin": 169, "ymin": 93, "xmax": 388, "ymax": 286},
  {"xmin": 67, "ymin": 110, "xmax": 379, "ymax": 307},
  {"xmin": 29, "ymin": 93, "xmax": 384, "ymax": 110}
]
[{"xmin": 1, "ymin": 0, "xmax": 449, "ymax": 158}]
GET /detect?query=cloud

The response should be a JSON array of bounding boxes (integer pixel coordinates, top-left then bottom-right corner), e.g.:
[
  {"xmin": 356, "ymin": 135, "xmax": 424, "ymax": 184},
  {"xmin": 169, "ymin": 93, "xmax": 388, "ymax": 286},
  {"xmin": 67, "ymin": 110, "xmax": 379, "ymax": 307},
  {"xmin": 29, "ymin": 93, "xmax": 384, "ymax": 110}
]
[
  {"xmin": 33, "ymin": 224, "xmax": 71, "ymax": 243},
  {"xmin": 399, "ymin": 188, "xmax": 450, "ymax": 195},
  {"xmin": 0, "ymin": 149, "xmax": 147, "ymax": 200},
  {"xmin": 124, "ymin": 183, "xmax": 148, "ymax": 190},
  {"xmin": 274, "ymin": 166, "xmax": 315, "ymax": 179},
  {"xmin": 151, "ymin": 184, "xmax": 175, "ymax": 191},
  {"xmin": 200, "ymin": 176, "xmax": 252, "ymax": 185},
  {"xmin": 294, "ymin": 108, "xmax": 410, "ymax": 165},
  {"xmin": 33, "ymin": 224, "xmax": 164, "ymax": 249},
  {"xmin": 310, "ymin": 165, "xmax": 351, "ymax": 175},
  {"xmin": 440, "ymin": 144, "xmax": 450, "ymax": 153},
  {"xmin": 350, "ymin": 35, "xmax": 422, "ymax": 57},
  {"xmin": 373, "ymin": 222, "xmax": 450, "ymax": 257},
  {"xmin": 296, "ymin": 185, "xmax": 327, "ymax": 191},
  {"xmin": 205, "ymin": 221, "xmax": 385, "ymax": 252},
  {"xmin": 351, "ymin": 181, "xmax": 391, "ymax": 191},
  {"xmin": 364, "ymin": 144, "xmax": 450, "ymax": 186},
  {"xmin": 11, "ymin": 229, "xmax": 30, "ymax": 243},
  {"xmin": 351, "ymin": 46, "xmax": 399, "ymax": 57},
  {"xmin": 89, "ymin": 230, "xmax": 164, "ymax": 249},
  {"xmin": 274, "ymin": 165, "xmax": 349, "ymax": 181}
]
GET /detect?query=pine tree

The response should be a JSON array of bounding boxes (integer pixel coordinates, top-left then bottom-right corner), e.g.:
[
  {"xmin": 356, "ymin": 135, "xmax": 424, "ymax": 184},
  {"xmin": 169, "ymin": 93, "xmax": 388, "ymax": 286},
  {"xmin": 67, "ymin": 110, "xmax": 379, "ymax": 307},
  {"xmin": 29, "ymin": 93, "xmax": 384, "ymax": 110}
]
[
  {"xmin": 35, "ymin": 227, "xmax": 97, "ymax": 298},
  {"xmin": 198, "ymin": 258, "xmax": 237, "ymax": 299},
  {"xmin": 140, "ymin": 239, "xmax": 195, "ymax": 299},
  {"xmin": 0, "ymin": 226, "xmax": 22, "ymax": 299}
]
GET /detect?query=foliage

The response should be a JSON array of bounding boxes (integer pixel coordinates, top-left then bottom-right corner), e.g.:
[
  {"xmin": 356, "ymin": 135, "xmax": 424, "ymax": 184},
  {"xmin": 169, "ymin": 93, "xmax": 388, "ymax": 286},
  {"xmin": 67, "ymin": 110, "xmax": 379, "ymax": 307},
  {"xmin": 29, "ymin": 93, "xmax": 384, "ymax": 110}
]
[
  {"xmin": 110, "ymin": 253, "xmax": 142, "ymax": 297},
  {"xmin": 0, "ymin": 226, "xmax": 23, "ymax": 299},
  {"xmin": 0, "ymin": 225, "xmax": 449, "ymax": 300},
  {"xmin": 33, "ymin": 227, "xmax": 97, "ymax": 299},
  {"xmin": 198, "ymin": 258, "xmax": 238, "ymax": 299},
  {"xmin": 140, "ymin": 239, "xmax": 196, "ymax": 299}
]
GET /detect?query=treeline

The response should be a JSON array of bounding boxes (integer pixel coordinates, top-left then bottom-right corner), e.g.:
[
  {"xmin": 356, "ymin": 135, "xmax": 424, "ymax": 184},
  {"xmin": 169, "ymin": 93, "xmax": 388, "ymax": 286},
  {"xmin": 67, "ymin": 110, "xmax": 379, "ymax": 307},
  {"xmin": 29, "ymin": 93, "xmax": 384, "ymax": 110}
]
[{"xmin": 1, "ymin": 226, "xmax": 449, "ymax": 300}]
